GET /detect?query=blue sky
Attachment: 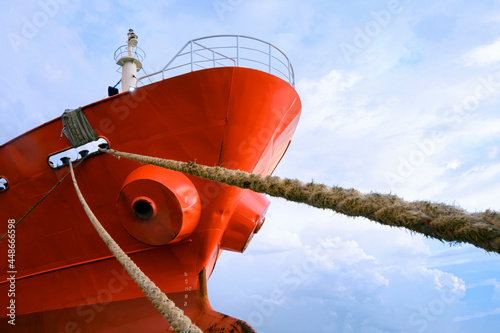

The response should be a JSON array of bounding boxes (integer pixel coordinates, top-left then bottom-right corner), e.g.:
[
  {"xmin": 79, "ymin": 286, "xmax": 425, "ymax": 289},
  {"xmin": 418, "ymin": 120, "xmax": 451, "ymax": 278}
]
[{"xmin": 2, "ymin": 0, "xmax": 500, "ymax": 332}]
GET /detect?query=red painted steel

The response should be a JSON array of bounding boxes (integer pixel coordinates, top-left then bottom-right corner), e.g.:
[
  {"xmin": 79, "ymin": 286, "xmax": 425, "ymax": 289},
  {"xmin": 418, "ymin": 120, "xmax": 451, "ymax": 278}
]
[
  {"xmin": 117, "ymin": 165, "xmax": 201, "ymax": 246},
  {"xmin": 0, "ymin": 67, "xmax": 301, "ymax": 332}
]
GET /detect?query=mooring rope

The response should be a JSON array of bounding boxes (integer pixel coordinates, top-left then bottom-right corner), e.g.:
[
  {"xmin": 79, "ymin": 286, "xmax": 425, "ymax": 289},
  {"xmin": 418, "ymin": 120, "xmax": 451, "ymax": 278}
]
[
  {"xmin": 69, "ymin": 162, "xmax": 203, "ymax": 333},
  {"xmin": 101, "ymin": 148, "xmax": 500, "ymax": 255}
]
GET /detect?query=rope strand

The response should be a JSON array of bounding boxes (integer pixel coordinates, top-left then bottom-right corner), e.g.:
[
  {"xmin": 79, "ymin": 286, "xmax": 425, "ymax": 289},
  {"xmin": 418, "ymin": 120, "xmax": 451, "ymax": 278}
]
[
  {"xmin": 101, "ymin": 148, "xmax": 500, "ymax": 255},
  {"xmin": 69, "ymin": 161, "xmax": 203, "ymax": 333}
]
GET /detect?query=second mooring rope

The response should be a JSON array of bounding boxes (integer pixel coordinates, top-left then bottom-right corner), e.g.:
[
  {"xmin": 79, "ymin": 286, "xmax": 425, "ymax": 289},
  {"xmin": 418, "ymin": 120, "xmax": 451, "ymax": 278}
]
[
  {"xmin": 102, "ymin": 148, "xmax": 500, "ymax": 255},
  {"xmin": 69, "ymin": 162, "xmax": 203, "ymax": 333},
  {"xmin": 0, "ymin": 157, "xmax": 88, "ymax": 243}
]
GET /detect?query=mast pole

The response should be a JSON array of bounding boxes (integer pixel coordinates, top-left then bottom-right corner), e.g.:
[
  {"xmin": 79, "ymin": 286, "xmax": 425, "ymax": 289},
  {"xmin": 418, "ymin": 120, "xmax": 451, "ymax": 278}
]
[{"xmin": 116, "ymin": 29, "xmax": 143, "ymax": 92}]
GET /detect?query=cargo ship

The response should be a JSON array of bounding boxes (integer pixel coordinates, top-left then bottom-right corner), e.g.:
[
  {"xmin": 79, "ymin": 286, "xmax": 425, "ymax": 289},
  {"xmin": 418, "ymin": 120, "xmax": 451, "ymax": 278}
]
[{"xmin": 0, "ymin": 31, "xmax": 301, "ymax": 332}]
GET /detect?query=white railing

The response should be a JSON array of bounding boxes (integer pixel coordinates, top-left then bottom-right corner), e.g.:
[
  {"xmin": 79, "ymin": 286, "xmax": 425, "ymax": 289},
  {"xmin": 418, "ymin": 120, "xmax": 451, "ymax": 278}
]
[
  {"xmin": 114, "ymin": 45, "xmax": 146, "ymax": 62},
  {"xmin": 137, "ymin": 35, "xmax": 295, "ymax": 87}
]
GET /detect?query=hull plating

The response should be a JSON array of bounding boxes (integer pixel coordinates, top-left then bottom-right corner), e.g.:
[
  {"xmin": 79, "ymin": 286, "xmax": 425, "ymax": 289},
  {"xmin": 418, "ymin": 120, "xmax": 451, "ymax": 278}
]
[{"xmin": 0, "ymin": 67, "xmax": 301, "ymax": 331}]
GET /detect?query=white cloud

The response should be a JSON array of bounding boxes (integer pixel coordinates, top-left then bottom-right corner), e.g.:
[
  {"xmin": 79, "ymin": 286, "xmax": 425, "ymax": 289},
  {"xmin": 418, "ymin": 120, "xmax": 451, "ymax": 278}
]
[
  {"xmin": 211, "ymin": 232, "xmax": 466, "ymax": 332},
  {"xmin": 252, "ymin": 229, "xmax": 302, "ymax": 252},
  {"xmin": 465, "ymin": 39, "xmax": 500, "ymax": 66},
  {"xmin": 454, "ymin": 308, "xmax": 500, "ymax": 322},
  {"xmin": 487, "ymin": 146, "xmax": 499, "ymax": 158},
  {"xmin": 467, "ymin": 278, "xmax": 500, "ymax": 301},
  {"xmin": 446, "ymin": 159, "xmax": 462, "ymax": 170}
]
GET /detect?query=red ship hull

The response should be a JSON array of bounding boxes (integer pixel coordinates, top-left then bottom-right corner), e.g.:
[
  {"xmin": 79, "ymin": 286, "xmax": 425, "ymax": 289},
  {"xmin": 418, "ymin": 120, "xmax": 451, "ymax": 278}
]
[{"xmin": 0, "ymin": 67, "xmax": 301, "ymax": 332}]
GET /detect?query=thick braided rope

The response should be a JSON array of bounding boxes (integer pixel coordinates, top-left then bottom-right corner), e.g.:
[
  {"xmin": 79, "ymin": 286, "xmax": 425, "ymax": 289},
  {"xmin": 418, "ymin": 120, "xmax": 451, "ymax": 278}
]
[
  {"xmin": 69, "ymin": 162, "xmax": 203, "ymax": 333},
  {"xmin": 102, "ymin": 148, "xmax": 500, "ymax": 254}
]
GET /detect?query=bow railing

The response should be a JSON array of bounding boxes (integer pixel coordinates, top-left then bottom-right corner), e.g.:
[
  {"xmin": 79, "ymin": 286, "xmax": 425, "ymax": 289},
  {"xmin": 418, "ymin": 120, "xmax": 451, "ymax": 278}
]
[{"xmin": 137, "ymin": 35, "xmax": 295, "ymax": 87}]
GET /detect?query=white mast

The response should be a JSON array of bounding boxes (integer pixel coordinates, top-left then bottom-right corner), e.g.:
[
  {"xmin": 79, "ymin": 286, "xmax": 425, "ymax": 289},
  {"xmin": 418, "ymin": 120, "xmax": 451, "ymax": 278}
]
[{"xmin": 116, "ymin": 29, "xmax": 143, "ymax": 92}]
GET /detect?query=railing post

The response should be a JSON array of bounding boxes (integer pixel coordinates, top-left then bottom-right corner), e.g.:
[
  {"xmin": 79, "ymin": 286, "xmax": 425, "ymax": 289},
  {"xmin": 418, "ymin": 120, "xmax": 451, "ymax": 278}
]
[
  {"xmin": 268, "ymin": 44, "xmax": 272, "ymax": 74},
  {"xmin": 287, "ymin": 60, "xmax": 291, "ymax": 85},
  {"xmin": 236, "ymin": 36, "xmax": 239, "ymax": 67},
  {"xmin": 190, "ymin": 41, "xmax": 193, "ymax": 72},
  {"xmin": 212, "ymin": 49, "xmax": 215, "ymax": 68}
]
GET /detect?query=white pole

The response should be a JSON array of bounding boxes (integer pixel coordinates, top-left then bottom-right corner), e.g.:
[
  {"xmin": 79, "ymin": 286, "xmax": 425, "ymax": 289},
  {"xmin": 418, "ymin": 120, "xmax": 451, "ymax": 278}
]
[
  {"xmin": 122, "ymin": 61, "xmax": 137, "ymax": 91},
  {"xmin": 116, "ymin": 29, "xmax": 143, "ymax": 92}
]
